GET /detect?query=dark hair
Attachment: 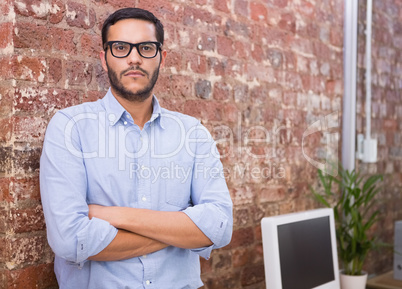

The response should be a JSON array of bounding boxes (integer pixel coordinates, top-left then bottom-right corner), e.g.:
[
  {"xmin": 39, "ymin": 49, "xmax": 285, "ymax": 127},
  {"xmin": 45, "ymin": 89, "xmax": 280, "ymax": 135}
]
[{"xmin": 101, "ymin": 8, "xmax": 164, "ymax": 48}]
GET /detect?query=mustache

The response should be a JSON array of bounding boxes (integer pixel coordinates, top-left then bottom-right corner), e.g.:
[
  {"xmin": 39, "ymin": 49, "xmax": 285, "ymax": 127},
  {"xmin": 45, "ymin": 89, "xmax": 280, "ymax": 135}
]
[{"xmin": 120, "ymin": 66, "xmax": 149, "ymax": 77}]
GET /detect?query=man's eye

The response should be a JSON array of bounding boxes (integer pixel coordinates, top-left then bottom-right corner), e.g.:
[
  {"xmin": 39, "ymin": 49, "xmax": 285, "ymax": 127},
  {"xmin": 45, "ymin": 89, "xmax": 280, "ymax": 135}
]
[
  {"xmin": 140, "ymin": 44, "xmax": 155, "ymax": 51},
  {"xmin": 113, "ymin": 43, "xmax": 128, "ymax": 51}
]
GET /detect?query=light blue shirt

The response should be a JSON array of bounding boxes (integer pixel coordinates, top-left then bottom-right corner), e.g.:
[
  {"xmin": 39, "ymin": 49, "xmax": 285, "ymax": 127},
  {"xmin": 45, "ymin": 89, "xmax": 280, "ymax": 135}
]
[{"xmin": 40, "ymin": 89, "xmax": 233, "ymax": 289}]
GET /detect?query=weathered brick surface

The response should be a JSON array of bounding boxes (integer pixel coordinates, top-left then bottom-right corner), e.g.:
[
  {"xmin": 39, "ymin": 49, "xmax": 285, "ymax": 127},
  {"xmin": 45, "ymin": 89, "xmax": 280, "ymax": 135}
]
[
  {"xmin": 355, "ymin": 0, "xmax": 402, "ymax": 276},
  {"xmin": 0, "ymin": 0, "xmax": 400, "ymax": 288}
]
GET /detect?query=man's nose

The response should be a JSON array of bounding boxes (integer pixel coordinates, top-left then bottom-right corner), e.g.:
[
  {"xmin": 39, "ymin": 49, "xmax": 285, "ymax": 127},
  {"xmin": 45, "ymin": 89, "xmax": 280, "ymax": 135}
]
[{"xmin": 126, "ymin": 47, "xmax": 143, "ymax": 65}]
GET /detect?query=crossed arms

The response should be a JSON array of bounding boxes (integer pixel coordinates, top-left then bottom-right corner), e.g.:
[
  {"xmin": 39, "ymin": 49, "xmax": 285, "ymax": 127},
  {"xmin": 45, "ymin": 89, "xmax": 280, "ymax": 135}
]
[{"xmin": 87, "ymin": 205, "xmax": 213, "ymax": 261}]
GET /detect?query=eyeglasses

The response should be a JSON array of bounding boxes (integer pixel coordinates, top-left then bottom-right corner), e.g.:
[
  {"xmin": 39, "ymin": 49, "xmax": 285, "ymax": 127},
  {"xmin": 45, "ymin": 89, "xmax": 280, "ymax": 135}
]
[{"xmin": 105, "ymin": 41, "xmax": 162, "ymax": 59}]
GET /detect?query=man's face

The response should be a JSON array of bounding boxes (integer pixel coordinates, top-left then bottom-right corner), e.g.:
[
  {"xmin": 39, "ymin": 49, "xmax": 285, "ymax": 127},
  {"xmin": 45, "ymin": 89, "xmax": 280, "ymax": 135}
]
[{"xmin": 100, "ymin": 19, "xmax": 166, "ymax": 102}]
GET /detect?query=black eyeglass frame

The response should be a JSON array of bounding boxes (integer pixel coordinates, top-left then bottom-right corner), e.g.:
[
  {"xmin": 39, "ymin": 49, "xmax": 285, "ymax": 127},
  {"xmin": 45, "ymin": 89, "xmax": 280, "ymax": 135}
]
[{"xmin": 104, "ymin": 41, "xmax": 163, "ymax": 59}]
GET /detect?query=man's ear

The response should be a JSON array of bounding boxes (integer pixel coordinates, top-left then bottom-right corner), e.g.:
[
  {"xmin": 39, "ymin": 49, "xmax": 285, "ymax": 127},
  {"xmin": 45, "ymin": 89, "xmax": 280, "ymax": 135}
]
[
  {"xmin": 100, "ymin": 50, "xmax": 108, "ymax": 72},
  {"xmin": 159, "ymin": 49, "xmax": 167, "ymax": 69}
]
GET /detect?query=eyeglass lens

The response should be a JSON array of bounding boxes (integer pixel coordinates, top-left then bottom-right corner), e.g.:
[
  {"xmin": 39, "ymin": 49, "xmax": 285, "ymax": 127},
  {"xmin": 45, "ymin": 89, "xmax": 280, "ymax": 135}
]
[{"xmin": 111, "ymin": 42, "xmax": 159, "ymax": 58}]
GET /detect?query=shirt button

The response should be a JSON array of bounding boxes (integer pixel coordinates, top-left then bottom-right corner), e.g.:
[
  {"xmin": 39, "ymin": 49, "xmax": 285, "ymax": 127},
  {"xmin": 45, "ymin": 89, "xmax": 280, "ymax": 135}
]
[
  {"xmin": 142, "ymin": 196, "xmax": 147, "ymax": 202},
  {"xmin": 146, "ymin": 280, "xmax": 151, "ymax": 285},
  {"xmin": 123, "ymin": 121, "xmax": 127, "ymax": 125},
  {"xmin": 143, "ymin": 254, "xmax": 147, "ymax": 258},
  {"xmin": 141, "ymin": 165, "xmax": 146, "ymax": 170}
]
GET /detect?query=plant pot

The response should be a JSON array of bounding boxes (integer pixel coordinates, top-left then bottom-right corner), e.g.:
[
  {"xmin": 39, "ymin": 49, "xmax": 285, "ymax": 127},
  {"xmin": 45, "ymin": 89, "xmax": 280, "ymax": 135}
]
[{"xmin": 339, "ymin": 270, "xmax": 368, "ymax": 289}]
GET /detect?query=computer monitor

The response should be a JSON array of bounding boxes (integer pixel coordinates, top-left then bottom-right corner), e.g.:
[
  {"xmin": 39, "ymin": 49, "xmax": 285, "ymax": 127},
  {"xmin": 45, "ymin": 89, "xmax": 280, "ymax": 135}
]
[{"xmin": 261, "ymin": 208, "xmax": 340, "ymax": 289}]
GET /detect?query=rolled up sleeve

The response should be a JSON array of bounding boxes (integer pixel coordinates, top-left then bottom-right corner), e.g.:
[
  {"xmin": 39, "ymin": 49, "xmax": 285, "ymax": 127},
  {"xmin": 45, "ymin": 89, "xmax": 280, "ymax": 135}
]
[
  {"xmin": 40, "ymin": 112, "xmax": 117, "ymax": 264},
  {"xmin": 182, "ymin": 123, "xmax": 233, "ymax": 259}
]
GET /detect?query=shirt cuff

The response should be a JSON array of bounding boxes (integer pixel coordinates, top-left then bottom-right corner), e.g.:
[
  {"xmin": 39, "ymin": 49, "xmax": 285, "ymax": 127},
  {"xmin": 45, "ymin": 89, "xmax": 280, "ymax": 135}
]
[
  {"xmin": 183, "ymin": 204, "xmax": 229, "ymax": 259},
  {"xmin": 76, "ymin": 217, "xmax": 118, "ymax": 263}
]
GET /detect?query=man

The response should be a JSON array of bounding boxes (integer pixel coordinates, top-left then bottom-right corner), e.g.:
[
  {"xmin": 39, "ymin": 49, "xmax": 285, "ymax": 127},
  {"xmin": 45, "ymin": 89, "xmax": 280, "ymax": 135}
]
[{"xmin": 40, "ymin": 7, "xmax": 233, "ymax": 289}]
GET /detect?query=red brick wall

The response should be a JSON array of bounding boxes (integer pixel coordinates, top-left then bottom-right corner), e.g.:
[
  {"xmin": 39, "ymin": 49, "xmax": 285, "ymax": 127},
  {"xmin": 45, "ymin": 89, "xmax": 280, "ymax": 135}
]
[
  {"xmin": 0, "ymin": 0, "xmax": 399, "ymax": 288},
  {"xmin": 356, "ymin": 0, "xmax": 402, "ymax": 275}
]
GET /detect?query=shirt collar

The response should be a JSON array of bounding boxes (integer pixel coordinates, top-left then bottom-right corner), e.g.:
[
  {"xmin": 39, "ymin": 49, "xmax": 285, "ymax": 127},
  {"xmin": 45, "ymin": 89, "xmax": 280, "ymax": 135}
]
[{"xmin": 102, "ymin": 88, "xmax": 165, "ymax": 129}]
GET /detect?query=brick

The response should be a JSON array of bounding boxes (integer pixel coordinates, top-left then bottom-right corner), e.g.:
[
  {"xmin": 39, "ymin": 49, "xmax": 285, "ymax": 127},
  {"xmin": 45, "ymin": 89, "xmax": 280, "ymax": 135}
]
[
  {"xmin": 46, "ymin": 58, "xmax": 63, "ymax": 84},
  {"xmin": 200, "ymin": 257, "xmax": 212, "ymax": 274},
  {"xmin": 14, "ymin": 0, "xmax": 65, "ymax": 22},
  {"xmin": 7, "ymin": 263, "xmax": 57, "ymax": 289},
  {"xmin": 185, "ymin": 53, "xmax": 207, "ymax": 74},
  {"xmin": 0, "ymin": 178, "xmax": 11, "ymax": 203},
  {"xmin": 86, "ymin": 90, "xmax": 105, "ymax": 102},
  {"xmin": 214, "ymin": 0, "xmax": 230, "ymax": 13},
  {"xmin": 94, "ymin": 62, "xmax": 110, "ymax": 91},
  {"xmin": 250, "ymin": 2, "xmax": 267, "ymax": 22},
  {"xmin": 217, "ymin": 36, "xmax": 235, "ymax": 57},
  {"xmin": 251, "ymin": 43, "xmax": 265, "ymax": 63},
  {"xmin": 278, "ymin": 12, "xmax": 296, "ymax": 33},
  {"xmin": 8, "ymin": 235, "xmax": 47, "ymax": 265},
  {"xmin": 229, "ymin": 227, "xmax": 255, "ymax": 248},
  {"xmin": 66, "ymin": 2, "xmax": 96, "ymax": 29},
  {"xmin": 49, "ymin": 27, "xmax": 76, "ymax": 54},
  {"xmin": 49, "ymin": 0, "xmax": 66, "ymax": 24},
  {"xmin": 0, "ymin": 56, "xmax": 14, "ymax": 80},
  {"xmin": 11, "ymin": 177, "xmax": 41, "ymax": 202},
  {"xmin": 0, "ymin": 209, "xmax": 8, "ymax": 233},
  {"xmin": 207, "ymin": 57, "xmax": 227, "ymax": 77},
  {"xmin": 137, "ymin": 0, "xmax": 183, "ymax": 23},
  {"xmin": 223, "ymin": 103, "xmax": 239, "ymax": 123},
  {"xmin": 267, "ymin": 0, "xmax": 288, "ymax": 8},
  {"xmin": 0, "ymin": 146, "xmax": 12, "ymax": 175},
  {"xmin": 234, "ymin": 0, "xmax": 249, "ymax": 18},
  {"xmin": 10, "ymin": 206, "xmax": 46, "ymax": 233},
  {"xmin": 80, "ymin": 33, "xmax": 102, "ymax": 58},
  {"xmin": 213, "ymin": 82, "xmax": 232, "ymax": 101},
  {"xmin": 13, "ymin": 56, "xmax": 46, "ymax": 82},
  {"xmin": 0, "ymin": 118, "xmax": 12, "ymax": 143},
  {"xmin": 195, "ymin": 79, "xmax": 211, "ymax": 99},
  {"xmin": 14, "ymin": 87, "xmax": 81, "ymax": 114},
  {"xmin": 383, "ymin": 119, "xmax": 398, "ymax": 131},
  {"xmin": 232, "ymin": 247, "xmax": 250, "ymax": 268},
  {"xmin": 233, "ymin": 40, "xmax": 250, "ymax": 59},
  {"xmin": 14, "ymin": 22, "xmax": 49, "ymax": 50},
  {"xmin": 0, "ymin": 0, "xmax": 13, "ymax": 15},
  {"xmin": 176, "ymin": 28, "xmax": 197, "ymax": 49},
  {"xmin": 260, "ymin": 185, "xmax": 286, "ymax": 202},
  {"xmin": 294, "ymin": 0, "xmax": 316, "ymax": 17},
  {"xmin": 197, "ymin": 33, "xmax": 216, "ymax": 52},
  {"xmin": 13, "ymin": 116, "xmax": 48, "ymax": 144},
  {"xmin": 155, "ymin": 74, "xmax": 192, "ymax": 98},
  {"xmin": 164, "ymin": 50, "xmax": 182, "ymax": 72},
  {"xmin": 233, "ymin": 85, "xmax": 249, "ymax": 103},
  {"xmin": 183, "ymin": 6, "xmax": 221, "ymax": 32},
  {"xmin": 12, "ymin": 147, "xmax": 41, "ymax": 175},
  {"xmin": 224, "ymin": 18, "xmax": 251, "ymax": 39},
  {"xmin": 0, "ymin": 22, "xmax": 13, "ymax": 50},
  {"xmin": 66, "ymin": 60, "xmax": 93, "ymax": 86},
  {"xmin": 212, "ymin": 250, "xmax": 232, "ymax": 271},
  {"xmin": 240, "ymin": 264, "xmax": 265, "ymax": 286},
  {"xmin": 203, "ymin": 271, "xmax": 240, "ymax": 289},
  {"xmin": 183, "ymin": 99, "xmax": 223, "ymax": 121},
  {"xmin": 0, "ymin": 86, "xmax": 13, "ymax": 117}
]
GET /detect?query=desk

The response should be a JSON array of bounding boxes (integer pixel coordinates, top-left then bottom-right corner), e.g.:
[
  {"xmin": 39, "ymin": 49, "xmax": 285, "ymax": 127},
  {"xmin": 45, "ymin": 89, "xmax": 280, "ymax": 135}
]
[{"xmin": 367, "ymin": 271, "xmax": 402, "ymax": 289}]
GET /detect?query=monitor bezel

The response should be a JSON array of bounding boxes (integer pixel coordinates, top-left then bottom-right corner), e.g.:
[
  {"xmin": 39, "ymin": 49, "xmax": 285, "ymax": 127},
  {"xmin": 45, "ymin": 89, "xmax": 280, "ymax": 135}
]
[{"xmin": 261, "ymin": 208, "xmax": 340, "ymax": 289}]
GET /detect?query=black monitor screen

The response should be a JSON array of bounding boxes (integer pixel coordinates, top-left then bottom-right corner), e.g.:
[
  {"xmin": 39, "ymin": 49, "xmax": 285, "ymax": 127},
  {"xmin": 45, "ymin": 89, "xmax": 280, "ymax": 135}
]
[{"xmin": 277, "ymin": 216, "xmax": 335, "ymax": 289}]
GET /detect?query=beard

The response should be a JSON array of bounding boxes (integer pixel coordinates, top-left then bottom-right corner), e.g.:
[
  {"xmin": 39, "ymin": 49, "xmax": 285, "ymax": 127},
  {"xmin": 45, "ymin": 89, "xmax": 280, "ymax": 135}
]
[{"xmin": 106, "ymin": 61, "xmax": 160, "ymax": 103}]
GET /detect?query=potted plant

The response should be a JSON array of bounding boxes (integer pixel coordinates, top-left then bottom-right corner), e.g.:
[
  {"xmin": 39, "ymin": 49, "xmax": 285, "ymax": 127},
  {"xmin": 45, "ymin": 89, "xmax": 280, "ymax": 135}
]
[{"xmin": 311, "ymin": 167, "xmax": 384, "ymax": 289}]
